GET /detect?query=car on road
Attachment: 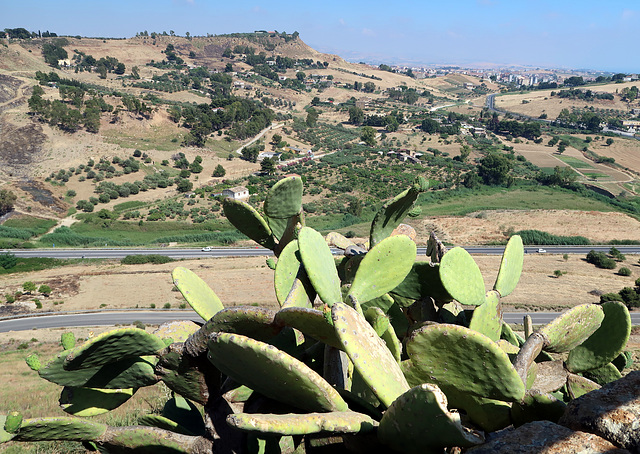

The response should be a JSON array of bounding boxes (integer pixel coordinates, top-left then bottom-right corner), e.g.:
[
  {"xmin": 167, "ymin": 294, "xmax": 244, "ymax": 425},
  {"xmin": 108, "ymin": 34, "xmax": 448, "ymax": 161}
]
[
  {"xmin": 201, "ymin": 246, "xmax": 212, "ymax": 252},
  {"xmin": 537, "ymin": 248, "xmax": 547, "ymax": 253}
]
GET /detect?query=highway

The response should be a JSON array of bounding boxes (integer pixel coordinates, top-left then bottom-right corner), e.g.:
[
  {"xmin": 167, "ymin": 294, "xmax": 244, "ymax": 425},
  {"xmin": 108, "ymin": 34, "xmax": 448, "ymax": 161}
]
[
  {"xmin": 4, "ymin": 245, "xmax": 640, "ymax": 260},
  {"xmin": 2, "ymin": 310, "xmax": 639, "ymax": 333}
]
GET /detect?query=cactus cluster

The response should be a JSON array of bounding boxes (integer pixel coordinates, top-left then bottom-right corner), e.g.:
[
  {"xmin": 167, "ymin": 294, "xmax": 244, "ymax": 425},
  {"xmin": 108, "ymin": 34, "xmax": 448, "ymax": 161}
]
[{"xmin": 1, "ymin": 176, "xmax": 632, "ymax": 453}]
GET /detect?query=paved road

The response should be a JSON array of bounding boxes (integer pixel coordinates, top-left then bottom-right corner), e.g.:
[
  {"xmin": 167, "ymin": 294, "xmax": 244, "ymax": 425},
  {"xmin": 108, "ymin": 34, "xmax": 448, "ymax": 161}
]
[
  {"xmin": 2, "ymin": 310, "xmax": 639, "ymax": 333},
  {"xmin": 4, "ymin": 245, "xmax": 640, "ymax": 260}
]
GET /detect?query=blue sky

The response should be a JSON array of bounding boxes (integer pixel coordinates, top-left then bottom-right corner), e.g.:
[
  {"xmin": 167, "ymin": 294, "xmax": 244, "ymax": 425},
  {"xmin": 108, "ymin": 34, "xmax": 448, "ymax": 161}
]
[{"xmin": 3, "ymin": 0, "xmax": 639, "ymax": 72}]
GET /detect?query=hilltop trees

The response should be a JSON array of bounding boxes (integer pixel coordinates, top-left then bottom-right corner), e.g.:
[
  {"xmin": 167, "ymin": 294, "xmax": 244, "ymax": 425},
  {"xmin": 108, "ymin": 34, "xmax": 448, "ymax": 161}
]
[
  {"xmin": 0, "ymin": 189, "xmax": 17, "ymax": 216},
  {"xmin": 477, "ymin": 153, "xmax": 513, "ymax": 186}
]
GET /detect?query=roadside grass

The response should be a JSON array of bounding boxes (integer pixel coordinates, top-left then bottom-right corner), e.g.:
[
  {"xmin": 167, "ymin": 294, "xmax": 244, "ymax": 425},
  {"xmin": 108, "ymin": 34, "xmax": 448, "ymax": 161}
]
[
  {"xmin": 3, "ymin": 216, "xmax": 57, "ymax": 235},
  {"xmin": 206, "ymin": 139, "xmax": 242, "ymax": 158},
  {"xmin": 0, "ymin": 340, "xmax": 167, "ymax": 453},
  {"xmin": 417, "ymin": 187, "xmax": 616, "ymax": 216},
  {"xmin": 557, "ymin": 156, "xmax": 595, "ymax": 169},
  {"xmin": 0, "ymin": 258, "xmax": 100, "ymax": 275}
]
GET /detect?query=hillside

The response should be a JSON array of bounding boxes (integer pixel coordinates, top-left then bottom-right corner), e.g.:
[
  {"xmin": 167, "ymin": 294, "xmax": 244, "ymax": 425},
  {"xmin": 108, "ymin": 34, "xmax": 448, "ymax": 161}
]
[{"xmin": 1, "ymin": 32, "xmax": 640, "ymax": 249}]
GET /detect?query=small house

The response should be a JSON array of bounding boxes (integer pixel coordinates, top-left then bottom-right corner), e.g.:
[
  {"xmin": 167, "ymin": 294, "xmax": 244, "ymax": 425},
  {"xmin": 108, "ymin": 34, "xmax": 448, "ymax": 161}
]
[{"xmin": 222, "ymin": 186, "xmax": 250, "ymax": 200}]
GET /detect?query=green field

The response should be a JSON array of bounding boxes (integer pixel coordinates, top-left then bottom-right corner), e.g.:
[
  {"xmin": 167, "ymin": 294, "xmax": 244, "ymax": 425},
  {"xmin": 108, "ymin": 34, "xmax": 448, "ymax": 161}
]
[{"xmin": 557, "ymin": 156, "xmax": 594, "ymax": 169}]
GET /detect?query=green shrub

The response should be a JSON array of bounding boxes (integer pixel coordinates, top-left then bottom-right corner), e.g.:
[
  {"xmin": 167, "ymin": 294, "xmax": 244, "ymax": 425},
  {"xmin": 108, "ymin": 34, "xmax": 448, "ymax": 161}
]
[
  {"xmin": 0, "ymin": 251, "xmax": 18, "ymax": 269},
  {"xmin": 33, "ymin": 299, "xmax": 42, "ymax": 309},
  {"xmin": 600, "ymin": 292, "xmax": 623, "ymax": 303},
  {"xmin": 516, "ymin": 229, "xmax": 590, "ymax": 245},
  {"xmin": 5, "ymin": 294, "xmax": 15, "ymax": 304},
  {"xmin": 121, "ymin": 255, "xmax": 175, "ymax": 265},
  {"xmin": 586, "ymin": 250, "xmax": 616, "ymax": 269},
  {"xmin": 610, "ymin": 247, "xmax": 626, "ymax": 261},
  {"xmin": 133, "ymin": 320, "xmax": 145, "ymax": 330},
  {"xmin": 163, "ymin": 303, "xmax": 171, "ymax": 309},
  {"xmin": 38, "ymin": 284, "xmax": 52, "ymax": 296},
  {"xmin": 150, "ymin": 303, "xmax": 156, "ymax": 309},
  {"xmin": 618, "ymin": 267, "xmax": 632, "ymax": 276},
  {"xmin": 23, "ymin": 281, "xmax": 37, "ymax": 293}
]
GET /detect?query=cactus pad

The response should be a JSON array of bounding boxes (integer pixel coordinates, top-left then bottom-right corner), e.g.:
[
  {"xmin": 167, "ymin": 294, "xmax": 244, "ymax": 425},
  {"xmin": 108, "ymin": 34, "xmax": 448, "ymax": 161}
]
[
  {"xmin": 439, "ymin": 247, "xmax": 486, "ymax": 306},
  {"xmin": 567, "ymin": 373, "xmax": 600, "ymax": 399},
  {"xmin": 137, "ymin": 414, "xmax": 194, "ymax": 436},
  {"xmin": 59, "ymin": 387, "xmax": 135, "ymax": 416},
  {"xmin": 204, "ymin": 306, "xmax": 280, "ymax": 342},
  {"xmin": 468, "ymin": 291, "xmax": 502, "ymax": 342},
  {"xmin": 275, "ymin": 307, "xmax": 342, "ymax": 349},
  {"xmin": 440, "ymin": 386, "xmax": 512, "ymax": 432},
  {"xmin": 222, "ymin": 198, "xmax": 275, "ymax": 249},
  {"xmin": 60, "ymin": 332, "xmax": 76, "ymax": 350},
  {"xmin": 389, "ymin": 261, "xmax": 452, "ymax": 304},
  {"xmin": 63, "ymin": 329, "xmax": 165, "ymax": 370},
  {"xmin": 161, "ymin": 395, "xmax": 205, "ymax": 436},
  {"xmin": 25, "ymin": 354, "xmax": 41, "ymax": 371},
  {"xmin": 539, "ymin": 304, "xmax": 604, "ymax": 353},
  {"xmin": 406, "ymin": 323, "xmax": 525, "ymax": 402},
  {"xmin": 378, "ymin": 384, "xmax": 485, "ymax": 453},
  {"xmin": 153, "ymin": 320, "xmax": 200, "ymax": 343},
  {"xmin": 208, "ymin": 332, "xmax": 348, "ymax": 412},
  {"xmin": 511, "ymin": 392, "xmax": 567, "ymax": 427},
  {"xmin": 493, "ymin": 235, "xmax": 524, "ymax": 297},
  {"xmin": 332, "ymin": 302, "xmax": 409, "ymax": 407},
  {"xmin": 583, "ymin": 362, "xmax": 622, "ymax": 385},
  {"xmin": 369, "ymin": 179, "xmax": 426, "ymax": 248},
  {"xmin": 274, "ymin": 240, "xmax": 313, "ymax": 307},
  {"xmin": 0, "ymin": 416, "xmax": 15, "ymax": 443},
  {"xmin": 172, "ymin": 267, "xmax": 224, "ymax": 321},
  {"xmin": 13, "ymin": 417, "xmax": 107, "ymax": 441},
  {"xmin": 263, "ymin": 175, "xmax": 303, "ymax": 219},
  {"xmin": 566, "ymin": 301, "xmax": 631, "ymax": 373},
  {"xmin": 347, "ymin": 235, "xmax": 416, "ymax": 304},
  {"xmin": 227, "ymin": 411, "xmax": 378, "ymax": 435},
  {"xmin": 298, "ymin": 227, "xmax": 342, "ymax": 306},
  {"xmin": 4, "ymin": 412, "xmax": 22, "ymax": 434}
]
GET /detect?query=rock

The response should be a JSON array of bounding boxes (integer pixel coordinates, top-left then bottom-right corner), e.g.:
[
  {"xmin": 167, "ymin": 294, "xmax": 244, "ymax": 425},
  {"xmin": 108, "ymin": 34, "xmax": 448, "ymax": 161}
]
[
  {"xmin": 390, "ymin": 223, "xmax": 417, "ymax": 242},
  {"xmin": 559, "ymin": 370, "xmax": 640, "ymax": 451},
  {"xmin": 467, "ymin": 420, "xmax": 629, "ymax": 454}
]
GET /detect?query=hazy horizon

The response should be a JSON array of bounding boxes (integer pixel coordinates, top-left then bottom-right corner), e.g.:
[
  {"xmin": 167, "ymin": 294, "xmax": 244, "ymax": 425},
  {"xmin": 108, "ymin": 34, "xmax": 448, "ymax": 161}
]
[{"xmin": 4, "ymin": 0, "xmax": 639, "ymax": 73}]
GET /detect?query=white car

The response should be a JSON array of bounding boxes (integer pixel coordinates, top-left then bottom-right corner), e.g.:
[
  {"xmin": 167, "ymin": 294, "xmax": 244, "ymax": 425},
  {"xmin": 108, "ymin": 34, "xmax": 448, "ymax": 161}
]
[
  {"xmin": 201, "ymin": 246, "xmax": 212, "ymax": 252},
  {"xmin": 537, "ymin": 248, "xmax": 547, "ymax": 253}
]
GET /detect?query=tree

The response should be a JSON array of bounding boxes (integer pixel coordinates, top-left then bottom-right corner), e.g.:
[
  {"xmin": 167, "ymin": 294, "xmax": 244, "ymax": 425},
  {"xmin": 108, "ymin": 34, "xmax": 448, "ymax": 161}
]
[
  {"xmin": 176, "ymin": 178, "xmax": 193, "ymax": 193},
  {"xmin": 296, "ymin": 72, "xmax": 306, "ymax": 81},
  {"xmin": 557, "ymin": 142, "xmax": 566, "ymax": 154},
  {"xmin": 260, "ymin": 157, "xmax": 276, "ymax": 175},
  {"xmin": 97, "ymin": 64, "xmax": 107, "ymax": 79},
  {"xmin": 478, "ymin": 153, "xmax": 513, "ymax": 186},
  {"xmin": 459, "ymin": 145, "xmax": 470, "ymax": 162},
  {"xmin": 306, "ymin": 108, "xmax": 319, "ymax": 127},
  {"xmin": 38, "ymin": 284, "xmax": 52, "ymax": 296},
  {"xmin": 271, "ymin": 134, "xmax": 282, "ymax": 146},
  {"xmin": 363, "ymin": 82, "xmax": 376, "ymax": 93},
  {"xmin": 606, "ymin": 138, "xmax": 614, "ymax": 146},
  {"xmin": 421, "ymin": 118, "xmax": 439, "ymax": 134},
  {"xmin": 114, "ymin": 63, "xmax": 126, "ymax": 75},
  {"xmin": 348, "ymin": 106, "xmax": 364, "ymax": 125},
  {"xmin": 360, "ymin": 126, "xmax": 376, "ymax": 147},
  {"xmin": 225, "ymin": 63, "xmax": 233, "ymax": 73},
  {"xmin": 212, "ymin": 164, "xmax": 226, "ymax": 177},
  {"xmin": 0, "ymin": 189, "xmax": 17, "ymax": 215}
]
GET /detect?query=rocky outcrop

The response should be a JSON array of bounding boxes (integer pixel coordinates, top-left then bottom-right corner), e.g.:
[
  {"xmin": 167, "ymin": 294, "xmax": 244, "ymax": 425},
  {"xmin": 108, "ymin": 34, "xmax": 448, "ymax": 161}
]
[{"xmin": 467, "ymin": 420, "xmax": 630, "ymax": 454}]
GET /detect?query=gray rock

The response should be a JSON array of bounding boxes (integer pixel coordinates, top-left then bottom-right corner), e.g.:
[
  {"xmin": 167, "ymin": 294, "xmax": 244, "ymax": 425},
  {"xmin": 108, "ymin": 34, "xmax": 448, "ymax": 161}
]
[
  {"xmin": 467, "ymin": 420, "xmax": 629, "ymax": 453},
  {"xmin": 560, "ymin": 370, "xmax": 640, "ymax": 451}
]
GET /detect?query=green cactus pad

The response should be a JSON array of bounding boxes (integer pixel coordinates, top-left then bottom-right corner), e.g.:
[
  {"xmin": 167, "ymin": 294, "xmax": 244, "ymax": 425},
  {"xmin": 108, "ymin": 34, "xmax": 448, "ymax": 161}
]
[
  {"xmin": 369, "ymin": 179, "xmax": 426, "ymax": 248},
  {"xmin": 439, "ymin": 247, "xmax": 486, "ymax": 306},
  {"xmin": 263, "ymin": 175, "xmax": 303, "ymax": 219},
  {"xmin": 612, "ymin": 351, "xmax": 633, "ymax": 372},
  {"xmin": 274, "ymin": 240, "xmax": 314, "ymax": 308},
  {"xmin": 172, "ymin": 267, "xmax": 224, "ymax": 322},
  {"xmin": 25, "ymin": 354, "xmax": 41, "ymax": 371},
  {"xmin": 63, "ymin": 329, "xmax": 165, "ymax": 370},
  {"xmin": 156, "ymin": 351, "xmax": 212, "ymax": 405},
  {"xmin": 389, "ymin": 262, "xmax": 453, "ymax": 305},
  {"xmin": 566, "ymin": 301, "xmax": 631, "ymax": 373},
  {"xmin": 0, "ymin": 416, "xmax": 15, "ymax": 443},
  {"xmin": 227, "ymin": 411, "xmax": 378, "ymax": 435},
  {"xmin": 440, "ymin": 386, "xmax": 512, "ymax": 432},
  {"xmin": 332, "ymin": 302, "xmax": 409, "ymax": 407},
  {"xmin": 266, "ymin": 257, "xmax": 277, "ymax": 270},
  {"xmin": 378, "ymin": 384, "xmax": 485, "ymax": 453},
  {"xmin": 40, "ymin": 351, "xmax": 158, "ymax": 389},
  {"xmin": 566, "ymin": 373, "xmax": 600, "ymax": 399},
  {"xmin": 493, "ymin": 235, "xmax": 524, "ymax": 297},
  {"xmin": 222, "ymin": 197, "xmax": 275, "ymax": 250},
  {"xmin": 162, "ymin": 395, "xmax": 205, "ymax": 436},
  {"xmin": 137, "ymin": 414, "xmax": 194, "ymax": 436},
  {"xmin": 60, "ymin": 387, "xmax": 135, "ymax": 417},
  {"xmin": 153, "ymin": 320, "xmax": 200, "ymax": 343},
  {"xmin": 511, "ymin": 392, "xmax": 567, "ymax": 427},
  {"xmin": 326, "ymin": 232, "xmax": 355, "ymax": 250},
  {"xmin": 208, "ymin": 332, "xmax": 348, "ymax": 412},
  {"xmin": 501, "ymin": 322, "xmax": 525, "ymax": 347},
  {"xmin": 60, "ymin": 332, "xmax": 76, "ymax": 350},
  {"xmin": 4, "ymin": 412, "xmax": 22, "ymax": 434},
  {"xmin": 99, "ymin": 426, "xmax": 197, "ymax": 452},
  {"xmin": 406, "ymin": 323, "xmax": 525, "ymax": 402},
  {"xmin": 539, "ymin": 303, "xmax": 604, "ymax": 353},
  {"xmin": 347, "ymin": 235, "xmax": 416, "ymax": 304},
  {"xmin": 298, "ymin": 227, "xmax": 342, "ymax": 306},
  {"xmin": 275, "ymin": 307, "xmax": 342, "ymax": 349},
  {"xmin": 204, "ymin": 306, "xmax": 280, "ymax": 342},
  {"xmin": 469, "ymin": 291, "xmax": 502, "ymax": 342},
  {"xmin": 14, "ymin": 417, "xmax": 107, "ymax": 441},
  {"xmin": 583, "ymin": 362, "xmax": 622, "ymax": 385}
]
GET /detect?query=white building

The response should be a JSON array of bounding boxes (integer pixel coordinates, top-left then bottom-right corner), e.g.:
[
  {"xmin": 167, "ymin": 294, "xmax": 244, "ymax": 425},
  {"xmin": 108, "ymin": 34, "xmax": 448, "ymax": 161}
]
[{"xmin": 222, "ymin": 186, "xmax": 250, "ymax": 199}]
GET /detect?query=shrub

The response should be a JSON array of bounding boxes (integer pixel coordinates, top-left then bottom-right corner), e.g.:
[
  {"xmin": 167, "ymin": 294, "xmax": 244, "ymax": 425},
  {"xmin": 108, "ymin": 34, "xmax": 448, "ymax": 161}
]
[
  {"xmin": 600, "ymin": 292, "xmax": 623, "ymax": 303},
  {"xmin": 586, "ymin": 250, "xmax": 616, "ymax": 269},
  {"xmin": 5, "ymin": 294, "xmax": 15, "ymax": 304},
  {"xmin": 23, "ymin": 281, "xmax": 37, "ymax": 294},
  {"xmin": 38, "ymin": 284, "xmax": 52, "ymax": 296},
  {"xmin": 33, "ymin": 298, "xmax": 42, "ymax": 309},
  {"xmin": 163, "ymin": 303, "xmax": 171, "ymax": 309},
  {"xmin": 618, "ymin": 267, "xmax": 632, "ymax": 276},
  {"xmin": 133, "ymin": 320, "xmax": 146, "ymax": 330},
  {"xmin": 149, "ymin": 303, "xmax": 156, "ymax": 309},
  {"xmin": 0, "ymin": 252, "xmax": 17, "ymax": 269},
  {"xmin": 121, "ymin": 255, "xmax": 175, "ymax": 265},
  {"xmin": 610, "ymin": 247, "xmax": 626, "ymax": 261}
]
